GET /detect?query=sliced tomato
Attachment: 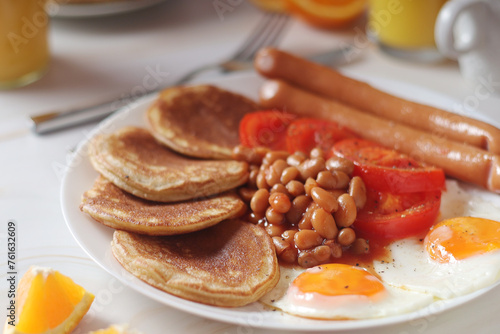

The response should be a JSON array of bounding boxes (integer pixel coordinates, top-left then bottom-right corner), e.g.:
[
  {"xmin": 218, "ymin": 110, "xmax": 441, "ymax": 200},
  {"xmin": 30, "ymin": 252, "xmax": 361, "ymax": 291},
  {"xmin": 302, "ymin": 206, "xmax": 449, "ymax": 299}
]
[
  {"xmin": 354, "ymin": 189, "xmax": 441, "ymax": 240},
  {"xmin": 239, "ymin": 110, "xmax": 297, "ymax": 150},
  {"xmin": 331, "ymin": 138, "xmax": 445, "ymax": 193},
  {"xmin": 286, "ymin": 119, "xmax": 357, "ymax": 154}
]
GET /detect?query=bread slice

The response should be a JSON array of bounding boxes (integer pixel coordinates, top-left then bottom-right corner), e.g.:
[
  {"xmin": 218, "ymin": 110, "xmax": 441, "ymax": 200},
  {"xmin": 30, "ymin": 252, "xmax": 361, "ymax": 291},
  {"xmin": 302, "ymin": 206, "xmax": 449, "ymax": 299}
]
[
  {"xmin": 111, "ymin": 219, "xmax": 279, "ymax": 307},
  {"xmin": 88, "ymin": 126, "xmax": 248, "ymax": 202},
  {"xmin": 147, "ymin": 85, "xmax": 259, "ymax": 159},
  {"xmin": 80, "ymin": 176, "xmax": 246, "ymax": 235}
]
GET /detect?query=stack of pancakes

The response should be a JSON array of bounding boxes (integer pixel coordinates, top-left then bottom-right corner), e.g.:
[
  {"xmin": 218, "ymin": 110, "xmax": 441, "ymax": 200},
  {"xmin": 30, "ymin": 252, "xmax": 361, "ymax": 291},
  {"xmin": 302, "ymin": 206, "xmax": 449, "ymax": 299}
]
[{"xmin": 80, "ymin": 85, "xmax": 279, "ymax": 307}]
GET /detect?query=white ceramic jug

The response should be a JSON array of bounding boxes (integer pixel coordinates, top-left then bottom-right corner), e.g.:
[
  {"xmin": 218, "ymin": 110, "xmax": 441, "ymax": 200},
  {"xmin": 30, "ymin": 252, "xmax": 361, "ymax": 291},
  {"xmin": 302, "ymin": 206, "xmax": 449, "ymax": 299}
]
[{"xmin": 435, "ymin": 0, "xmax": 500, "ymax": 94}]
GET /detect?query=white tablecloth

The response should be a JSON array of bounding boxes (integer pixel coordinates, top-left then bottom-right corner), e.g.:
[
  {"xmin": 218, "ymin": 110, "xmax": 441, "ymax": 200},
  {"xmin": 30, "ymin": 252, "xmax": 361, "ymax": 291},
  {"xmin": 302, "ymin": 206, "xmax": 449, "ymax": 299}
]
[{"xmin": 1, "ymin": 1, "xmax": 499, "ymax": 333}]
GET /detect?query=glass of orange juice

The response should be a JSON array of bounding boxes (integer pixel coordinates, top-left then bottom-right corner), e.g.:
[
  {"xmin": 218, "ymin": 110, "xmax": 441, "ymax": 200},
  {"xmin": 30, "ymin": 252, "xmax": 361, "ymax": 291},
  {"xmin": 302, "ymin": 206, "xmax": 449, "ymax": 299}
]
[
  {"xmin": 367, "ymin": 0, "xmax": 448, "ymax": 62},
  {"xmin": 0, "ymin": 0, "xmax": 50, "ymax": 89}
]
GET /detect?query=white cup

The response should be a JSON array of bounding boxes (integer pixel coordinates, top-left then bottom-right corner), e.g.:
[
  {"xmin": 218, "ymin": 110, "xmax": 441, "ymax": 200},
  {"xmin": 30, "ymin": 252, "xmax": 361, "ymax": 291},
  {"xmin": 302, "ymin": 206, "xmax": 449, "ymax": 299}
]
[{"xmin": 435, "ymin": 0, "xmax": 500, "ymax": 94}]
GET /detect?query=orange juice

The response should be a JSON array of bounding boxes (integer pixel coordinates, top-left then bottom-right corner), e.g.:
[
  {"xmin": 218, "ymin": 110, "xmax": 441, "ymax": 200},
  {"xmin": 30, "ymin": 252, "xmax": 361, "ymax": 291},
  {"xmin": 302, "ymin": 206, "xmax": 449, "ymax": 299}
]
[
  {"xmin": 0, "ymin": 0, "xmax": 49, "ymax": 89},
  {"xmin": 368, "ymin": 0, "xmax": 447, "ymax": 50}
]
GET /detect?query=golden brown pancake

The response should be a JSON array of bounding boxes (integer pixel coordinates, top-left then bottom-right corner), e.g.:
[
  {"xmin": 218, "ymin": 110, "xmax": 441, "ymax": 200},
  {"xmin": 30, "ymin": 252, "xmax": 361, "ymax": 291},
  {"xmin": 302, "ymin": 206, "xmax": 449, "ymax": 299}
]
[
  {"xmin": 111, "ymin": 219, "xmax": 279, "ymax": 307},
  {"xmin": 147, "ymin": 85, "xmax": 260, "ymax": 159},
  {"xmin": 80, "ymin": 176, "xmax": 246, "ymax": 235},
  {"xmin": 88, "ymin": 127, "xmax": 248, "ymax": 202}
]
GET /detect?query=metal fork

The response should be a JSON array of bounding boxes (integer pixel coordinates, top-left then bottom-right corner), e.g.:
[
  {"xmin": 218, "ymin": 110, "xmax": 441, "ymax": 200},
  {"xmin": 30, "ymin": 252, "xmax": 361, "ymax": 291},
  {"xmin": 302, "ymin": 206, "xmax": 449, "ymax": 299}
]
[
  {"xmin": 30, "ymin": 13, "xmax": 291, "ymax": 135},
  {"xmin": 176, "ymin": 13, "xmax": 290, "ymax": 85}
]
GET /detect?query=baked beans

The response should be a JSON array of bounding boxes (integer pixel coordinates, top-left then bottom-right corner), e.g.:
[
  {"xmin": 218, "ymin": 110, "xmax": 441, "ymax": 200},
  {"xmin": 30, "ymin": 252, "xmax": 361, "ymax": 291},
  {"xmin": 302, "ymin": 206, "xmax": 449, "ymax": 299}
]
[
  {"xmin": 287, "ymin": 151, "xmax": 307, "ymax": 167},
  {"xmin": 316, "ymin": 170, "xmax": 337, "ymax": 189},
  {"xmin": 272, "ymin": 236, "xmax": 291, "ymax": 254},
  {"xmin": 324, "ymin": 239, "xmax": 343, "ymax": 258},
  {"xmin": 266, "ymin": 207, "xmax": 285, "ymax": 225},
  {"xmin": 309, "ymin": 148, "xmax": 325, "ymax": 159},
  {"xmin": 310, "ymin": 187, "xmax": 338, "ymax": 213},
  {"xmin": 269, "ymin": 192, "xmax": 291, "ymax": 213},
  {"xmin": 250, "ymin": 189, "xmax": 269, "ymax": 214},
  {"xmin": 349, "ymin": 176, "xmax": 367, "ymax": 209},
  {"xmin": 270, "ymin": 184, "xmax": 290, "ymax": 196},
  {"xmin": 263, "ymin": 151, "xmax": 289, "ymax": 166},
  {"xmin": 297, "ymin": 251, "xmax": 320, "ymax": 268},
  {"xmin": 312, "ymin": 245, "xmax": 331, "ymax": 262},
  {"xmin": 247, "ymin": 212, "xmax": 264, "ymax": 224},
  {"xmin": 311, "ymin": 208, "xmax": 338, "ymax": 239},
  {"xmin": 233, "ymin": 145, "xmax": 368, "ymax": 268},
  {"xmin": 298, "ymin": 157, "xmax": 326, "ymax": 180},
  {"xmin": 265, "ymin": 223, "xmax": 285, "ymax": 237},
  {"xmin": 281, "ymin": 166, "xmax": 300, "ymax": 184},
  {"xmin": 326, "ymin": 156, "xmax": 354, "ymax": 175},
  {"xmin": 337, "ymin": 227, "xmax": 356, "ymax": 246},
  {"xmin": 256, "ymin": 171, "xmax": 268, "ymax": 189},
  {"xmin": 286, "ymin": 180, "xmax": 305, "ymax": 197},
  {"xmin": 232, "ymin": 145, "xmax": 262, "ymax": 165},
  {"xmin": 281, "ymin": 229, "xmax": 297, "ymax": 244},
  {"xmin": 238, "ymin": 187, "xmax": 256, "ymax": 203},
  {"xmin": 304, "ymin": 178, "xmax": 319, "ymax": 196},
  {"xmin": 248, "ymin": 166, "xmax": 259, "ymax": 188},
  {"xmin": 265, "ymin": 164, "xmax": 282, "ymax": 187},
  {"xmin": 280, "ymin": 247, "xmax": 298, "ymax": 263},
  {"xmin": 294, "ymin": 229, "xmax": 323, "ymax": 250},
  {"xmin": 332, "ymin": 171, "xmax": 351, "ymax": 189},
  {"xmin": 286, "ymin": 195, "xmax": 311, "ymax": 225},
  {"xmin": 334, "ymin": 194, "xmax": 357, "ymax": 227},
  {"xmin": 298, "ymin": 202, "xmax": 317, "ymax": 230}
]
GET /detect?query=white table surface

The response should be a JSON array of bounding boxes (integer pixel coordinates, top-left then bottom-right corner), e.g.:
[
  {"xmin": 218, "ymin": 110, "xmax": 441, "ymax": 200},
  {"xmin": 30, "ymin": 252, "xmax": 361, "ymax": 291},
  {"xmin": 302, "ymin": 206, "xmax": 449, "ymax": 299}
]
[{"xmin": 1, "ymin": 1, "xmax": 500, "ymax": 333}]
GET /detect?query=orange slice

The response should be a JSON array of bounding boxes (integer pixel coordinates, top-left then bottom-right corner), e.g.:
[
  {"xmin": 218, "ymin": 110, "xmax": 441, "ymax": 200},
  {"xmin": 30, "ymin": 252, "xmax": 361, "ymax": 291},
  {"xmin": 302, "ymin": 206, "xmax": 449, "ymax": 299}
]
[
  {"xmin": 4, "ymin": 266, "xmax": 94, "ymax": 334},
  {"xmin": 285, "ymin": 0, "xmax": 367, "ymax": 29}
]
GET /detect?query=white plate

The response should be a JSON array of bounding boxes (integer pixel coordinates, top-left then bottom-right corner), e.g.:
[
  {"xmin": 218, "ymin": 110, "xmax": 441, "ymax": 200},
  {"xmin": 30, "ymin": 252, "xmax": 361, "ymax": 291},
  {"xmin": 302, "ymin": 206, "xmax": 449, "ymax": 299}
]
[
  {"xmin": 61, "ymin": 72, "xmax": 500, "ymax": 331},
  {"xmin": 50, "ymin": 0, "xmax": 167, "ymax": 18}
]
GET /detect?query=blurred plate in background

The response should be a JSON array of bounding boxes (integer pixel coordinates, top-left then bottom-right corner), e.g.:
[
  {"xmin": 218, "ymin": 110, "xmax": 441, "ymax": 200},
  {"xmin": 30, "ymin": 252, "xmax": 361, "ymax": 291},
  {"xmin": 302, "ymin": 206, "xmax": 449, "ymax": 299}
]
[{"xmin": 50, "ymin": 0, "xmax": 168, "ymax": 18}]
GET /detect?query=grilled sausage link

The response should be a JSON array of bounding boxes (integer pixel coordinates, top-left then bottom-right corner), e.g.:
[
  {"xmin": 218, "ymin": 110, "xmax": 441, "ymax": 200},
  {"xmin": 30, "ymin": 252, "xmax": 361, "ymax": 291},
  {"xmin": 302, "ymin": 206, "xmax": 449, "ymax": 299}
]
[
  {"xmin": 259, "ymin": 79, "xmax": 500, "ymax": 193},
  {"xmin": 255, "ymin": 48, "xmax": 500, "ymax": 155}
]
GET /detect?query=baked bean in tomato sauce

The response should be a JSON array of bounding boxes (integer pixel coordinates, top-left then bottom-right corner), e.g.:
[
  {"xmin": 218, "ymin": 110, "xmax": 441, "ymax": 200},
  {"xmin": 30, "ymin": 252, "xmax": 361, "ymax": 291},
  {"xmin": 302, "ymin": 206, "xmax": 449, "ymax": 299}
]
[{"xmin": 233, "ymin": 145, "xmax": 368, "ymax": 268}]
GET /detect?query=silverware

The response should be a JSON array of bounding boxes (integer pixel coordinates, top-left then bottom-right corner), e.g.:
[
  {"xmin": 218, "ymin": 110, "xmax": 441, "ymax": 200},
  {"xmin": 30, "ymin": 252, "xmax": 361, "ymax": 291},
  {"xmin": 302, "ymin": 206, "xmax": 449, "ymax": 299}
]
[
  {"xmin": 30, "ymin": 12, "xmax": 289, "ymax": 135},
  {"xmin": 30, "ymin": 15, "xmax": 352, "ymax": 134}
]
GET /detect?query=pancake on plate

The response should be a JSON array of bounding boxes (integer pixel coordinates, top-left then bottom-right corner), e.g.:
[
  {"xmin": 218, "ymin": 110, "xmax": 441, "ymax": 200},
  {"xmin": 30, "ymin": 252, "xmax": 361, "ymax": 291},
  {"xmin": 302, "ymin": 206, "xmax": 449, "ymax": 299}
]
[
  {"xmin": 88, "ymin": 126, "xmax": 248, "ymax": 202},
  {"xmin": 111, "ymin": 219, "xmax": 279, "ymax": 307},
  {"xmin": 147, "ymin": 85, "xmax": 260, "ymax": 159},
  {"xmin": 80, "ymin": 176, "xmax": 246, "ymax": 235}
]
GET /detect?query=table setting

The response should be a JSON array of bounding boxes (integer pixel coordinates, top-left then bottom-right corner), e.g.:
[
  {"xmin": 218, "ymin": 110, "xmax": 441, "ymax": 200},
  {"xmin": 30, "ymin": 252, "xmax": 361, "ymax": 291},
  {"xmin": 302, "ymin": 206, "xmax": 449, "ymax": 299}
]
[{"xmin": 2, "ymin": 0, "xmax": 500, "ymax": 333}]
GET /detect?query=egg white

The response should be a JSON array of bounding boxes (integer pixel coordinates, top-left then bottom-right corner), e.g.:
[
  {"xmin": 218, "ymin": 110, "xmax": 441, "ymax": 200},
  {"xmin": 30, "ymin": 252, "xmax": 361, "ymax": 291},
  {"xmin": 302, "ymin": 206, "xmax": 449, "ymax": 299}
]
[
  {"xmin": 439, "ymin": 180, "xmax": 500, "ymax": 222},
  {"xmin": 373, "ymin": 180, "xmax": 500, "ymax": 299},
  {"xmin": 259, "ymin": 180, "xmax": 500, "ymax": 319},
  {"xmin": 259, "ymin": 266, "xmax": 433, "ymax": 320},
  {"xmin": 373, "ymin": 238, "xmax": 500, "ymax": 299}
]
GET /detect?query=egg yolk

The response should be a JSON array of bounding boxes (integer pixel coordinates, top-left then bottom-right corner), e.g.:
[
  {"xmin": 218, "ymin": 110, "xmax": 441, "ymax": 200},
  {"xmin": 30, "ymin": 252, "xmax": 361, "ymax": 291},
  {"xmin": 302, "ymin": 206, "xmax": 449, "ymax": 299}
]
[
  {"xmin": 425, "ymin": 217, "xmax": 500, "ymax": 263},
  {"xmin": 292, "ymin": 263, "xmax": 385, "ymax": 297}
]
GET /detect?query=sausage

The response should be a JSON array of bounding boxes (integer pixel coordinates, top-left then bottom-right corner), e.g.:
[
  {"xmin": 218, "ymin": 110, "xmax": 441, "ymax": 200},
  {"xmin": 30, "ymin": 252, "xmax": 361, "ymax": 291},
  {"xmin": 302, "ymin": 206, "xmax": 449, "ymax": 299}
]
[
  {"xmin": 255, "ymin": 48, "xmax": 500, "ymax": 155},
  {"xmin": 259, "ymin": 79, "xmax": 500, "ymax": 193}
]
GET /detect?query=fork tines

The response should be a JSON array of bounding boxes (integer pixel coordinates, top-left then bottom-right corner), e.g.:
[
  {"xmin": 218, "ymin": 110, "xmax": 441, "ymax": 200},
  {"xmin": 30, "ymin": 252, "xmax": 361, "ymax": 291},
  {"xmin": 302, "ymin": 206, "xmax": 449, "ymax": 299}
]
[{"xmin": 232, "ymin": 13, "xmax": 290, "ymax": 63}]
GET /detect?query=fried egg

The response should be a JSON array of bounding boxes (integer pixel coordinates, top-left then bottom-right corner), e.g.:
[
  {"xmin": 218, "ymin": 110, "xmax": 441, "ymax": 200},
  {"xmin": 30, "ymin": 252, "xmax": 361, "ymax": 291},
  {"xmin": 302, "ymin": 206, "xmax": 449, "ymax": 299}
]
[
  {"xmin": 373, "ymin": 217, "xmax": 500, "ymax": 299},
  {"xmin": 260, "ymin": 264, "xmax": 433, "ymax": 320},
  {"xmin": 439, "ymin": 180, "xmax": 500, "ymax": 222},
  {"xmin": 260, "ymin": 180, "xmax": 500, "ymax": 319},
  {"xmin": 373, "ymin": 180, "xmax": 500, "ymax": 299}
]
